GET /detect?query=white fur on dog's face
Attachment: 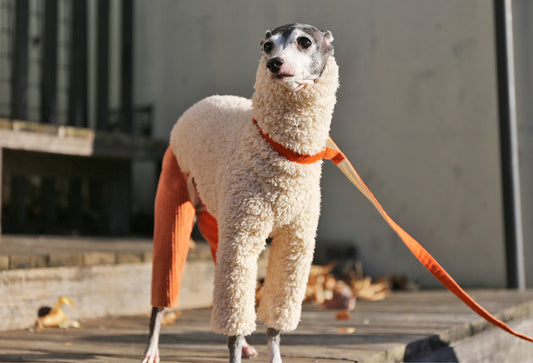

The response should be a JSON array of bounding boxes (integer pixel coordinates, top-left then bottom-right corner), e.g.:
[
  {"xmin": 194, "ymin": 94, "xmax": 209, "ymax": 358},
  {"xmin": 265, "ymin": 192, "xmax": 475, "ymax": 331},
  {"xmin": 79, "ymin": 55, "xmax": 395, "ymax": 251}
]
[{"xmin": 260, "ymin": 23, "xmax": 334, "ymax": 92}]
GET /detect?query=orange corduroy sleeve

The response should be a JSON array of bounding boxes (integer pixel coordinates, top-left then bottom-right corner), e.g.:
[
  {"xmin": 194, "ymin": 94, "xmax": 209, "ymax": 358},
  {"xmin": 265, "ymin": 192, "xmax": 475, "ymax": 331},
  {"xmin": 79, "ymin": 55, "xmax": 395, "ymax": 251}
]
[{"xmin": 151, "ymin": 146, "xmax": 196, "ymax": 308}]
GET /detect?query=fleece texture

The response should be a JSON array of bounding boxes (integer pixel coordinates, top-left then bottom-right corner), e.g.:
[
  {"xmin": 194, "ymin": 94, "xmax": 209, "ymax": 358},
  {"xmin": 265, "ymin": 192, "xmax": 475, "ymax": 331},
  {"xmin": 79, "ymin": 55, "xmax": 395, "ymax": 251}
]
[{"xmin": 169, "ymin": 56, "xmax": 339, "ymax": 336}]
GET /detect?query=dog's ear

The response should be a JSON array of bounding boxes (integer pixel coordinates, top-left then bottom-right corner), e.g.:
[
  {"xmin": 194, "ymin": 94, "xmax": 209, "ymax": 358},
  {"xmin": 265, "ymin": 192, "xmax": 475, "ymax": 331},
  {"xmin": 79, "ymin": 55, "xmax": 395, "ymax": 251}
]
[
  {"xmin": 323, "ymin": 30, "xmax": 334, "ymax": 54},
  {"xmin": 260, "ymin": 30, "xmax": 272, "ymax": 48},
  {"xmin": 323, "ymin": 30, "xmax": 334, "ymax": 45}
]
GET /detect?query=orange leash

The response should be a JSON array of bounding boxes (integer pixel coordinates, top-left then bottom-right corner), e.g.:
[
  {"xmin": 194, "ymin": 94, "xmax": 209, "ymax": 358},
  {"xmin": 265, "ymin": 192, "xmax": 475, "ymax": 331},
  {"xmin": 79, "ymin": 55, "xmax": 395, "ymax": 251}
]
[
  {"xmin": 325, "ymin": 137, "xmax": 533, "ymax": 343},
  {"xmin": 254, "ymin": 118, "xmax": 532, "ymax": 342}
]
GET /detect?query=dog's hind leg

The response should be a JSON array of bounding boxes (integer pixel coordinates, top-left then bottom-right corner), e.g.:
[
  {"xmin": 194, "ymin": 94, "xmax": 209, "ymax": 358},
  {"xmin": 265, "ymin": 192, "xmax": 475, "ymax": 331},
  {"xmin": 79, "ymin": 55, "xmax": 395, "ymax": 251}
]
[
  {"xmin": 151, "ymin": 146, "xmax": 196, "ymax": 308},
  {"xmin": 142, "ymin": 307, "xmax": 165, "ymax": 363},
  {"xmin": 143, "ymin": 146, "xmax": 196, "ymax": 362},
  {"xmin": 196, "ymin": 210, "xmax": 219, "ymax": 262}
]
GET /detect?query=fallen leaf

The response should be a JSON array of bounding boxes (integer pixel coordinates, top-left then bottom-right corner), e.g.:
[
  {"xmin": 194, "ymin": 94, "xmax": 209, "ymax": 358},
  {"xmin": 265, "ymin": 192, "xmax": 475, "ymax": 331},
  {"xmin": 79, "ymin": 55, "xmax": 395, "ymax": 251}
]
[
  {"xmin": 338, "ymin": 327, "xmax": 356, "ymax": 334},
  {"xmin": 335, "ymin": 310, "xmax": 351, "ymax": 320},
  {"xmin": 322, "ymin": 282, "xmax": 356, "ymax": 311},
  {"xmin": 161, "ymin": 310, "xmax": 181, "ymax": 326},
  {"xmin": 58, "ymin": 320, "xmax": 81, "ymax": 329}
]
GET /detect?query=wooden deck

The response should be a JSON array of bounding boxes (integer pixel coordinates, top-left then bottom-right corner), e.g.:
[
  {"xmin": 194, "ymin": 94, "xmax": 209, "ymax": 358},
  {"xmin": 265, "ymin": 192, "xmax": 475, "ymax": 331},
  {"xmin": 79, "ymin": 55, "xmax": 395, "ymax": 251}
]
[
  {"xmin": 1, "ymin": 290, "xmax": 532, "ymax": 362},
  {"xmin": 2, "ymin": 236, "xmax": 533, "ymax": 361}
]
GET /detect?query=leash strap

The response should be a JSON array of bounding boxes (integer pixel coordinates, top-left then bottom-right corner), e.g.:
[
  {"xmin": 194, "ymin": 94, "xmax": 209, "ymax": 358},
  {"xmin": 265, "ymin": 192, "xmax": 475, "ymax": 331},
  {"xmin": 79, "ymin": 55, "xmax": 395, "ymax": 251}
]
[
  {"xmin": 254, "ymin": 118, "xmax": 532, "ymax": 341},
  {"xmin": 325, "ymin": 136, "xmax": 533, "ymax": 343}
]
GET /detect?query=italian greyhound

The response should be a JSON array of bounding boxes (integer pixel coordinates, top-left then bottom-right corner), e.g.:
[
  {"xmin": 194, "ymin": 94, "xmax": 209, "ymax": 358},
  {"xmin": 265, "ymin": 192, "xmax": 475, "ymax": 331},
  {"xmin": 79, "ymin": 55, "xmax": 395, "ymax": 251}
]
[{"xmin": 142, "ymin": 23, "xmax": 335, "ymax": 363}]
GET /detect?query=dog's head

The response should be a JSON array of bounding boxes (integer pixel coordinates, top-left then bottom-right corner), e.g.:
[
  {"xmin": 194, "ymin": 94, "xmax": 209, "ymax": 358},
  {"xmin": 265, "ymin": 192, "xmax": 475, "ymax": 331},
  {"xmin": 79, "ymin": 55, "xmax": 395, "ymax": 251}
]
[{"xmin": 260, "ymin": 23, "xmax": 334, "ymax": 92}]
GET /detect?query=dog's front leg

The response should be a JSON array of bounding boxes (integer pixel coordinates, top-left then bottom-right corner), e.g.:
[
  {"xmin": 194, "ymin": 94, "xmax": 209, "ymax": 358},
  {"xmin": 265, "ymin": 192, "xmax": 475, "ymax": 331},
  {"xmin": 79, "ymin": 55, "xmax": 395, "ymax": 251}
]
[
  {"xmin": 257, "ymin": 216, "xmax": 318, "ymax": 333},
  {"xmin": 211, "ymin": 207, "xmax": 272, "ymax": 337},
  {"xmin": 267, "ymin": 327, "xmax": 282, "ymax": 363},
  {"xmin": 228, "ymin": 335, "xmax": 244, "ymax": 363},
  {"xmin": 142, "ymin": 306, "xmax": 165, "ymax": 363}
]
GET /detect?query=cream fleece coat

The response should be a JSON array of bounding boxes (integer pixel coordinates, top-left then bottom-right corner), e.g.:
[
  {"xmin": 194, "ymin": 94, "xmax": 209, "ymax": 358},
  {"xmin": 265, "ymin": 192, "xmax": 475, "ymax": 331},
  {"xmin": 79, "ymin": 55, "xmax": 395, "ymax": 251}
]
[{"xmin": 170, "ymin": 56, "xmax": 339, "ymax": 336}]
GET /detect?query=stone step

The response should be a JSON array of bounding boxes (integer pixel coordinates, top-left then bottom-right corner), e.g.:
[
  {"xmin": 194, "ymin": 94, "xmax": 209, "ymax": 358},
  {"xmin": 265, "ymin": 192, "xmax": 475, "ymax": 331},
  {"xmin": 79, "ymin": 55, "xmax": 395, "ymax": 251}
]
[{"xmin": 0, "ymin": 235, "xmax": 268, "ymax": 331}]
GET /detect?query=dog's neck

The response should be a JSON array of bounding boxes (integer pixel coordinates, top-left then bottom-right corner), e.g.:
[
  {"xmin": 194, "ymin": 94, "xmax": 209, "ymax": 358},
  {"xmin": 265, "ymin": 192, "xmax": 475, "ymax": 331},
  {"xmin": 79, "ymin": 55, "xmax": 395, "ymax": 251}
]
[{"xmin": 252, "ymin": 56, "xmax": 339, "ymax": 156}]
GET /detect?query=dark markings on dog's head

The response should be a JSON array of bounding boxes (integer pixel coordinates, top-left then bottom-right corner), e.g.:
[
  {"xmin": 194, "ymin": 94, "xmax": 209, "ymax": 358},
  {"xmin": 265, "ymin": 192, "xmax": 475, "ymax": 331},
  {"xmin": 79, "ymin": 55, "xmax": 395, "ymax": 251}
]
[{"xmin": 260, "ymin": 23, "xmax": 334, "ymax": 77}]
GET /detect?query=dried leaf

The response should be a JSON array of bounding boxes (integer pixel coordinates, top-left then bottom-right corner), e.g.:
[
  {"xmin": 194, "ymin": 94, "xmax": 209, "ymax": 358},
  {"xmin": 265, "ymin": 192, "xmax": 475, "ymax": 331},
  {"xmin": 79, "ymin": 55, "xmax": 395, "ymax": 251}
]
[
  {"xmin": 161, "ymin": 311, "xmax": 181, "ymax": 326},
  {"xmin": 351, "ymin": 277, "xmax": 390, "ymax": 301},
  {"xmin": 58, "ymin": 320, "xmax": 81, "ymax": 329},
  {"xmin": 308, "ymin": 262, "xmax": 337, "ymax": 277},
  {"xmin": 335, "ymin": 310, "xmax": 351, "ymax": 320},
  {"xmin": 338, "ymin": 327, "xmax": 356, "ymax": 334},
  {"xmin": 322, "ymin": 282, "xmax": 356, "ymax": 311}
]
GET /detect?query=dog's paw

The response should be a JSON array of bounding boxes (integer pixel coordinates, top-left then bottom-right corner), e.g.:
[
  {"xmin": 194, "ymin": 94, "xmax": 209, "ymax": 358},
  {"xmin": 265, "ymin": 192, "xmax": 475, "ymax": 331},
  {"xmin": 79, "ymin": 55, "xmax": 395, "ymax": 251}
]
[
  {"xmin": 242, "ymin": 339, "xmax": 258, "ymax": 359},
  {"xmin": 141, "ymin": 354, "xmax": 159, "ymax": 363},
  {"xmin": 142, "ymin": 346, "xmax": 160, "ymax": 363}
]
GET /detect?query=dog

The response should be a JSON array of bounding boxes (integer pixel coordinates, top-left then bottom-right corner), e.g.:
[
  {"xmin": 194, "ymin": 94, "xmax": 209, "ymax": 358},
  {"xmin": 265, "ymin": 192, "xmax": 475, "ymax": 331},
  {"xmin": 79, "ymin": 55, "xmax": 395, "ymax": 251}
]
[{"xmin": 143, "ymin": 23, "xmax": 338, "ymax": 363}]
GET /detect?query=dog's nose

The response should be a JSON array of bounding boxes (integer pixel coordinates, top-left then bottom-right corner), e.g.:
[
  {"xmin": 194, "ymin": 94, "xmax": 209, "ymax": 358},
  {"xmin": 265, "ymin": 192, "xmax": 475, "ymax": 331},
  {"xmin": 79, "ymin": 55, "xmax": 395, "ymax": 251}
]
[{"xmin": 266, "ymin": 57, "xmax": 284, "ymax": 73}]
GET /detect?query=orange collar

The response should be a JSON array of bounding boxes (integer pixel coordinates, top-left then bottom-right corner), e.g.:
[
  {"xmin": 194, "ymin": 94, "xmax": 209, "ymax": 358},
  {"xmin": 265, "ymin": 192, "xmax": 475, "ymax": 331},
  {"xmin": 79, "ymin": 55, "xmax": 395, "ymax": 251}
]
[{"xmin": 253, "ymin": 118, "xmax": 345, "ymax": 165}]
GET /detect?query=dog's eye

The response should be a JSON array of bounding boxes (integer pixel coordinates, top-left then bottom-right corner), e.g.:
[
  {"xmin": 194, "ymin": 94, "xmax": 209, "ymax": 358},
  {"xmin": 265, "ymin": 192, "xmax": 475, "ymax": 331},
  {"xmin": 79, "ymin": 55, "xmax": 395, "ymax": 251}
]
[
  {"xmin": 297, "ymin": 37, "xmax": 312, "ymax": 49},
  {"xmin": 263, "ymin": 41, "xmax": 273, "ymax": 54}
]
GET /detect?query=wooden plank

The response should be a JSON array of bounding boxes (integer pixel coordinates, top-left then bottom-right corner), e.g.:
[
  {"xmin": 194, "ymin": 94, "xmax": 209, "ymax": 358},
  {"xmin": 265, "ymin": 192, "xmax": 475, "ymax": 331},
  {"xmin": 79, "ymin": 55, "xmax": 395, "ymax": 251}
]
[
  {"xmin": 10, "ymin": 0, "xmax": 29, "ymax": 120},
  {"xmin": 39, "ymin": 0, "xmax": 59, "ymax": 233},
  {"xmin": 0, "ymin": 291, "xmax": 532, "ymax": 361},
  {"xmin": 96, "ymin": 0, "xmax": 110, "ymax": 131},
  {"xmin": 68, "ymin": 0, "xmax": 88, "ymax": 128},
  {"xmin": 120, "ymin": 0, "xmax": 134, "ymax": 134},
  {"xmin": 0, "ymin": 118, "xmax": 166, "ymax": 160},
  {"xmin": 41, "ymin": 0, "xmax": 59, "ymax": 125}
]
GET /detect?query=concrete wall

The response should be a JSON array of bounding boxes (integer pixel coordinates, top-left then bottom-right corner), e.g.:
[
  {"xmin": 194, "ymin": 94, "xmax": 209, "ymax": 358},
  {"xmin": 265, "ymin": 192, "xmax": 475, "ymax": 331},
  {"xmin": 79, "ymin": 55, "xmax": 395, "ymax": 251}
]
[{"xmin": 134, "ymin": 0, "xmax": 508, "ymax": 288}]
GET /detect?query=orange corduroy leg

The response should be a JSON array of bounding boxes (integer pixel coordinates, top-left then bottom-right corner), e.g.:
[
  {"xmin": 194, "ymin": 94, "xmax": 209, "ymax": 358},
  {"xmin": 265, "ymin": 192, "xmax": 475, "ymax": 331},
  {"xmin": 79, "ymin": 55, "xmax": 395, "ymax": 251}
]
[
  {"xmin": 196, "ymin": 211, "xmax": 219, "ymax": 263},
  {"xmin": 151, "ymin": 146, "xmax": 195, "ymax": 308}
]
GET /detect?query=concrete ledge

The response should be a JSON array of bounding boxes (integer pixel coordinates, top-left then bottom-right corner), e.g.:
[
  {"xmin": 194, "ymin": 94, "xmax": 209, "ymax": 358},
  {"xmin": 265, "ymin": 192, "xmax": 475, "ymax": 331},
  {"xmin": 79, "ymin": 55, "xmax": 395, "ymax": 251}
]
[
  {"xmin": 0, "ymin": 235, "xmax": 235, "ymax": 271},
  {"xmin": 0, "ymin": 235, "xmax": 155, "ymax": 270},
  {"xmin": 0, "ymin": 239, "xmax": 269, "ymax": 331},
  {"xmin": 0, "ymin": 250, "xmax": 153, "ymax": 270}
]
